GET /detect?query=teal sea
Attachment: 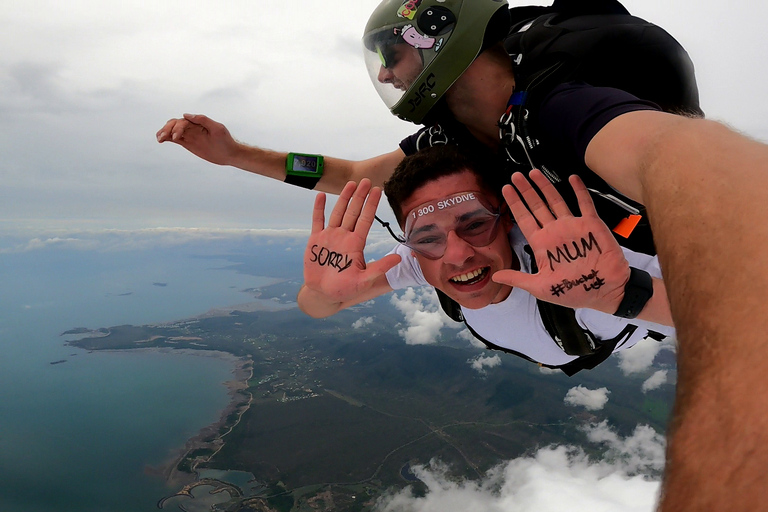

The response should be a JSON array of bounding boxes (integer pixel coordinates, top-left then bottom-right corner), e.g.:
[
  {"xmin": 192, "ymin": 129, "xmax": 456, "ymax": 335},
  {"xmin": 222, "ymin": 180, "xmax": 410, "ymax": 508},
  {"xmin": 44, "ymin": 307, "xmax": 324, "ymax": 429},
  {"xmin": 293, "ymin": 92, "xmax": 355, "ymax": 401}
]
[{"xmin": 0, "ymin": 238, "xmax": 287, "ymax": 512}]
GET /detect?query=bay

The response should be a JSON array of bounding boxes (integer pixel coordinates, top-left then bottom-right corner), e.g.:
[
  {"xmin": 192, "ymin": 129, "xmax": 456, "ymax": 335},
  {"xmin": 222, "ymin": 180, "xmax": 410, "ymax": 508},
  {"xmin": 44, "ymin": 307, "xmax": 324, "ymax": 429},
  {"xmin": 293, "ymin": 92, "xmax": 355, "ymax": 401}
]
[{"xmin": 0, "ymin": 240, "xmax": 283, "ymax": 512}]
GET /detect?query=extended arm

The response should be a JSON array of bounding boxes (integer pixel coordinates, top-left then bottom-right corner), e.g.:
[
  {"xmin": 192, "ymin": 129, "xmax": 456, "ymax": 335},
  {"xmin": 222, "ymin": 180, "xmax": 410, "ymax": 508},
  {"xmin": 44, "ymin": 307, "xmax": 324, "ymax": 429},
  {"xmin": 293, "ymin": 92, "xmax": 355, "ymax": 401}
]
[
  {"xmin": 298, "ymin": 179, "xmax": 400, "ymax": 318},
  {"xmin": 156, "ymin": 114, "xmax": 404, "ymax": 194},
  {"xmin": 492, "ymin": 169, "xmax": 672, "ymax": 326},
  {"xmin": 587, "ymin": 111, "xmax": 768, "ymax": 511}
]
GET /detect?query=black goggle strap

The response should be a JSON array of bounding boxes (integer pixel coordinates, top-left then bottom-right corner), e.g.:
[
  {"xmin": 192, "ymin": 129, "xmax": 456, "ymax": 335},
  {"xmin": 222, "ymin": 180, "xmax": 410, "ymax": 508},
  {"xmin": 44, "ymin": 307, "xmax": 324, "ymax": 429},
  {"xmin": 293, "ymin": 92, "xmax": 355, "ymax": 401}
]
[{"xmin": 375, "ymin": 215, "xmax": 406, "ymax": 244}]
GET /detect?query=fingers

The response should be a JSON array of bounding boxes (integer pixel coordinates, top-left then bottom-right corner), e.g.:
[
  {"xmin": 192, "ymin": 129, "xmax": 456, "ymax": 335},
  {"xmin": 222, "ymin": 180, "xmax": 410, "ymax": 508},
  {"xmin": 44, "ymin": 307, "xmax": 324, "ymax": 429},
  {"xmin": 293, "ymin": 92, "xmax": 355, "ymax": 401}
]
[
  {"xmin": 528, "ymin": 169, "xmax": 572, "ymax": 219},
  {"xmin": 355, "ymin": 186, "xmax": 382, "ymax": 236},
  {"xmin": 491, "ymin": 268, "xmax": 537, "ymax": 290},
  {"xmin": 502, "ymin": 184, "xmax": 541, "ymax": 236},
  {"xmin": 569, "ymin": 175, "xmax": 598, "ymax": 218},
  {"xmin": 311, "ymin": 193, "xmax": 327, "ymax": 234},
  {"xmin": 326, "ymin": 179, "xmax": 377, "ymax": 232},
  {"xmin": 341, "ymin": 179, "xmax": 373, "ymax": 231},
  {"xmin": 156, "ymin": 114, "xmax": 215, "ymax": 143},
  {"xmin": 510, "ymin": 172, "xmax": 556, "ymax": 225},
  {"xmin": 156, "ymin": 118, "xmax": 183, "ymax": 142},
  {"xmin": 328, "ymin": 181, "xmax": 360, "ymax": 228},
  {"xmin": 366, "ymin": 253, "xmax": 402, "ymax": 277},
  {"xmin": 156, "ymin": 117, "xmax": 194, "ymax": 143}
]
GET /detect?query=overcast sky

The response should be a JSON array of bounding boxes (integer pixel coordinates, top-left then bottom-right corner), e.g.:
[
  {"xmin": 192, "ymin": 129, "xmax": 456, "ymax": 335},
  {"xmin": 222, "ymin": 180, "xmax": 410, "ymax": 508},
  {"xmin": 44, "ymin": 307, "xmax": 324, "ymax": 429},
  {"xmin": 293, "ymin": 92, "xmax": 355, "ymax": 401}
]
[{"xmin": 1, "ymin": 0, "xmax": 766, "ymax": 236}]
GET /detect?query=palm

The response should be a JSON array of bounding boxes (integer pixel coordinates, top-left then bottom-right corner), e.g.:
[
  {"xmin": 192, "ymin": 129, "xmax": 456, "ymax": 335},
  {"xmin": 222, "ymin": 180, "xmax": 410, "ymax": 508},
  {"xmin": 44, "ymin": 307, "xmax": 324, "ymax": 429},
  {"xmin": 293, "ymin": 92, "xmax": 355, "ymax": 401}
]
[
  {"xmin": 493, "ymin": 171, "xmax": 629, "ymax": 314},
  {"xmin": 303, "ymin": 180, "xmax": 401, "ymax": 304},
  {"xmin": 304, "ymin": 225, "xmax": 370, "ymax": 302}
]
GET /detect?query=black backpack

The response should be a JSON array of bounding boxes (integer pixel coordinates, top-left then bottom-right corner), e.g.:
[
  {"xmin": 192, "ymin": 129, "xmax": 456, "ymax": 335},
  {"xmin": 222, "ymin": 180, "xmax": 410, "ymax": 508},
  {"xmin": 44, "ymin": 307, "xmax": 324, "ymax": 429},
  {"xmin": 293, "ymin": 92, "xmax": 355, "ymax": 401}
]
[{"xmin": 424, "ymin": 0, "xmax": 687, "ymax": 373}]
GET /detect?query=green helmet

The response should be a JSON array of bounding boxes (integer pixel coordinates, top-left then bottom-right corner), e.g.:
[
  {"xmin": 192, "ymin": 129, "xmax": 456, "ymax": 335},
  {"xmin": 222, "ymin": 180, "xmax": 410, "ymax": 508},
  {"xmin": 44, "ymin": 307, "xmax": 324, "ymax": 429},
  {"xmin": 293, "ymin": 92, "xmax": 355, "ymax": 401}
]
[{"xmin": 363, "ymin": 0, "xmax": 510, "ymax": 124}]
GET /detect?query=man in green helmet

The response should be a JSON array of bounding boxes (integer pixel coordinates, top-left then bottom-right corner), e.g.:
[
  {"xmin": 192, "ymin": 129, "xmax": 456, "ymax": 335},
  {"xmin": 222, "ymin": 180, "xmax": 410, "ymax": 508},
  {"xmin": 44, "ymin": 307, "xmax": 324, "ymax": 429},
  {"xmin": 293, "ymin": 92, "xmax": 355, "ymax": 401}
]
[{"xmin": 157, "ymin": 1, "xmax": 768, "ymax": 509}]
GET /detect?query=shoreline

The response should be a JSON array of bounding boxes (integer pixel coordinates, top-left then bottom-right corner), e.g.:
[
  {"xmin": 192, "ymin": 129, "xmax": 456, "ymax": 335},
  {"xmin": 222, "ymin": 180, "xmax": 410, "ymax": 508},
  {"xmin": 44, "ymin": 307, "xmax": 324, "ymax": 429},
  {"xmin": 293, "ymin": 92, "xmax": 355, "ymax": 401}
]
[{"xmin": 141, "ymin": 349, "xmax": 255, "ymax": 489}]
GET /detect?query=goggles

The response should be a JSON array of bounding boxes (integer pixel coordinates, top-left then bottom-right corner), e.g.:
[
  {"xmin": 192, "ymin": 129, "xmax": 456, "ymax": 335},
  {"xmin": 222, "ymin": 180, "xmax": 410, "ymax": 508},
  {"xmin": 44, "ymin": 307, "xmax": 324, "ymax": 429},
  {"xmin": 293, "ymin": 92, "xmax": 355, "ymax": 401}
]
[{"xmin": 388, "ymin": 191, "xmax": 502, "ymax": 260}]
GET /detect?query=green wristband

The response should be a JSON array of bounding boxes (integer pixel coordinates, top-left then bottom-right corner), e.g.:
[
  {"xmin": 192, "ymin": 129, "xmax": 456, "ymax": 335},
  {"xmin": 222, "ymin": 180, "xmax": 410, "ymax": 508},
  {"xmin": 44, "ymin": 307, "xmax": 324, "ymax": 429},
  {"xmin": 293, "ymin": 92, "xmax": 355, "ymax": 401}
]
[{"xmin": 285, "ymin": 153, "xmax": 324, "ymax": 190}]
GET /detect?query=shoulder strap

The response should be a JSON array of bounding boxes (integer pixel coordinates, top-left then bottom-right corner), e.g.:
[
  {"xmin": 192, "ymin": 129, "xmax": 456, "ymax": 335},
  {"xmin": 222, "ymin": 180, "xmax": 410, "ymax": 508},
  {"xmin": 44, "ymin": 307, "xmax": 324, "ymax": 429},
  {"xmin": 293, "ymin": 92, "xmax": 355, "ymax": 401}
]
[
  {"xmin": 524, "ymin": 245, "xmax": 602, "ymax": 356},
  {"xmin": 436, "ymin": 287, "xmax": 637, "ymax": 376},
  {"xmin": 433, "ymin": 245, "xmax": 634, "ymax": 375}
]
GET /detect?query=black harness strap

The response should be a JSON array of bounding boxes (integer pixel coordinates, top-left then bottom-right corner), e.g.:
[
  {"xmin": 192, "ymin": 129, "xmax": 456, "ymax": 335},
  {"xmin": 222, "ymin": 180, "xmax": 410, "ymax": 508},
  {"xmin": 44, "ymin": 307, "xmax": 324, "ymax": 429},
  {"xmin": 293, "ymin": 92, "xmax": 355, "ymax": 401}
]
[
  {"xmin": 435, "ymin": 246, "xmax": 639, "ymax": 376},
  {"xmin": 436, "ymin": 287, "xmax": 637, "ymax": 376}
]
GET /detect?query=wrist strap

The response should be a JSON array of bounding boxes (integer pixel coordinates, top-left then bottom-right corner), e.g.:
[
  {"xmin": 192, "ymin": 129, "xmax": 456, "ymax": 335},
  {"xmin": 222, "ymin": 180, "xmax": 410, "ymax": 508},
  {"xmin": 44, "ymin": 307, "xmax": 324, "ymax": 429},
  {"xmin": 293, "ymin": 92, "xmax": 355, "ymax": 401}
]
[
  {"xmin": 613, "ymin": 267, "xmax": 654, "ymax": 319},
  {"xmin": 284, "ymin": 173, "xmax": 321, "ymax": 190}
]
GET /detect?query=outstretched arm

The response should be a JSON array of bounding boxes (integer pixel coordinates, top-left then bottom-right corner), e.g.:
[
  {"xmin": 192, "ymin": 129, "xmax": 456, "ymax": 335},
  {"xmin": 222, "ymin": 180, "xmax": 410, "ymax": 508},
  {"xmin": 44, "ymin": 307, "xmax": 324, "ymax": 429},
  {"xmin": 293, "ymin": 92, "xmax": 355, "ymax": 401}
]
[
  {"xmin": 588, "ymin": 111, "xmax": 768, "ymax": 511},
  {"xmin": 298, "ymin": 179, "xmax": 401, "ymax": 318},
  {"xmin": 156, "ymin": 114, "xmax": 404, "ymax": 194},
  {"xmin": 492, "ymin": 169, "xmax": 672, "ymax": 326}
]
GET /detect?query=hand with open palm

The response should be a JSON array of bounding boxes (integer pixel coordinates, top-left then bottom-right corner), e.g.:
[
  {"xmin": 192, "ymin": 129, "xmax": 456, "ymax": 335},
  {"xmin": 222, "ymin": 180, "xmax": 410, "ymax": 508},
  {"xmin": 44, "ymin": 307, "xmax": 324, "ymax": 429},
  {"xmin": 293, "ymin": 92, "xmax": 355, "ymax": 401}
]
[
  {"xmin": 303, "ymin": 179, "xmax": 401, "ymax": 305},
  {"xmin": 493, "ymin": 170, "xmax": 630, "ymax": 314}
]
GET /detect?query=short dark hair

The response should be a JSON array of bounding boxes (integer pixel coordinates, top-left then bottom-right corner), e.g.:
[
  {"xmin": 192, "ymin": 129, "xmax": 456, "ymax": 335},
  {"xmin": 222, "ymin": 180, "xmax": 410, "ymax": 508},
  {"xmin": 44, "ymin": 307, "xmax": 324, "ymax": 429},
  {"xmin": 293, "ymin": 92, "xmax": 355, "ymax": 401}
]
[{"xmin": 384, "ymin": 144, "xmax": 506, "ymax": 225}]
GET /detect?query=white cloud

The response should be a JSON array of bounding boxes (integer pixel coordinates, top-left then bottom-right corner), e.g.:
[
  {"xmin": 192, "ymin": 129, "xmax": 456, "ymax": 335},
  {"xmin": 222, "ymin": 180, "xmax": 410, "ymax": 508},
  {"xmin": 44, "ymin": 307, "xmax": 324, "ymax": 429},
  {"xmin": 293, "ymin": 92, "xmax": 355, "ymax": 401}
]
[
  {"xmin": 468, "ymin": 354, "xmax": 501, "ymax": 375},
  {"xmin": 641, "ymin": 370, "xmax": 669, "ymax": 393},
  {"xmin": 458, "ymin": 328, "xmax": 487, "ymax": 349},
  {"xmin": 564, "ymin": 386, "xmax": 610, "ymax": 411},
  {"xmin": 0, "ymin": 227, "xmax": 309, "ymax": 254},
  {"xmin": 375, "ymin": 441, "xmax": 661, "ymax": 512},
  {"xmin": 390, "ymin": 287, "xmax": 453, "ymax": 345},
  {"xmin": 352, "ymin": 316, "xmax": 374, "ymax": 329},
  {"xmin": 1, "ymin": 0, "xmax": 766, "ymax": 234},
  {"xmin": 583, "ymin": 421, "xmax": 666, "ymax": 476},
  {"xmin": 617, "ymin": 336, "xmax": 676, "ymax": 375}
]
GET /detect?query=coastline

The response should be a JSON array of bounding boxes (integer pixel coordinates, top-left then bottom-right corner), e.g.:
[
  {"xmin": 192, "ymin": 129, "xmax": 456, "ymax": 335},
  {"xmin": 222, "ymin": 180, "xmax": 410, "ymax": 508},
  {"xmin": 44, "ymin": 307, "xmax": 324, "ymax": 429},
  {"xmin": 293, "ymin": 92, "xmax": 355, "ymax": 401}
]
[{"xmin": 142, "ymin": 349, "xmax": 255, "ymax": 489}]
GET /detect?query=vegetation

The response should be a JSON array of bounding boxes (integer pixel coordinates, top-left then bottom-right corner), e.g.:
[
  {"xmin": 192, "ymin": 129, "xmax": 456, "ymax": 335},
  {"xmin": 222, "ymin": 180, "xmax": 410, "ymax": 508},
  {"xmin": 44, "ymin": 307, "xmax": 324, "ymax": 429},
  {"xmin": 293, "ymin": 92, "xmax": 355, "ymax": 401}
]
[{"xmin": 68, "ymin": 279, "xmax": 675, "ymax": 512}]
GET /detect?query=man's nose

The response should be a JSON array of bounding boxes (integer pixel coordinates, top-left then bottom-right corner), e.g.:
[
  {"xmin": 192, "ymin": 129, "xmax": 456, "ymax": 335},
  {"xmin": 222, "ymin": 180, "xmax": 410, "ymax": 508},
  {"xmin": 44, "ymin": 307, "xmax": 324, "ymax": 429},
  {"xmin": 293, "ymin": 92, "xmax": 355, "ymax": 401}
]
[
  {"xmin": 377, "ymin": 65, "xmax": 395, "ymax": 84},
  {"xmin": 442, "ymin": 230, "xmax": 474, "ymax": 265}
]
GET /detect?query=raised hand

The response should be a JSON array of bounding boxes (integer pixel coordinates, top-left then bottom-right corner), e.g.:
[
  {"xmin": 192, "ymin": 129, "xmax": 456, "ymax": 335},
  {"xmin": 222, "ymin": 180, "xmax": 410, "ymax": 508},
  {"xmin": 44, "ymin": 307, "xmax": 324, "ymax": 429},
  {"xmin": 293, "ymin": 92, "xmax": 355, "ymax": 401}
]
[
  {"xmin": 302, "ymin": 179, "xmax": 401, "ymax": 308},
  {"xmin": 492, "ymin": 170, "xmax": 630, "ymax": 314},
  {"xmin": 156, "ymin": 114, "xmax": 239, "ymax": 166}
]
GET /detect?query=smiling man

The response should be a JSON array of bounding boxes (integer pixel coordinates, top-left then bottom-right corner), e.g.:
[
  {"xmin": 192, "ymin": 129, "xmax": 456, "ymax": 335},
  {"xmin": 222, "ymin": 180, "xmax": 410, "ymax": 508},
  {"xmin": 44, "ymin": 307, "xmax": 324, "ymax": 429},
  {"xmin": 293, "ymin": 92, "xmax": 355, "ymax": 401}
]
[{"xmin": 298, "ymin": 145, "xmax": 673, "ymax": 374}]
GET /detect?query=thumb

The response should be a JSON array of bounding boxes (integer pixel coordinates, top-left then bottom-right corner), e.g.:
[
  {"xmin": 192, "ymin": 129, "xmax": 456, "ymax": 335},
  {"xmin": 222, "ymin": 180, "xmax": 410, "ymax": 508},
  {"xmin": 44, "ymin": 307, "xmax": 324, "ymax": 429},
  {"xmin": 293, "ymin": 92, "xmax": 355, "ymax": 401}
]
[
  {"xmin": 366, "ymin": 254, "xmax": 402, "ymax": 277},
  {"xmin": 491, "ymin": 268, "xmax": 539, "ymax": 292}
]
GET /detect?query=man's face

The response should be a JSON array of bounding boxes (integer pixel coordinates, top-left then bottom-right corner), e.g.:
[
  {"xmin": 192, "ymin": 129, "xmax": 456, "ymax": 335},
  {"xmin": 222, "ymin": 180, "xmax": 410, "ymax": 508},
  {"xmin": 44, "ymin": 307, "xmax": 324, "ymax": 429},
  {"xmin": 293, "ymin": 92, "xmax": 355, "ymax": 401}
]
[
  {"xmin": 377, "ymin": 43, "xmax": 424, "ymax": 92},
  {"xmin": 398, "ymin": 170, "xmax": 516, "ymax": 310}
]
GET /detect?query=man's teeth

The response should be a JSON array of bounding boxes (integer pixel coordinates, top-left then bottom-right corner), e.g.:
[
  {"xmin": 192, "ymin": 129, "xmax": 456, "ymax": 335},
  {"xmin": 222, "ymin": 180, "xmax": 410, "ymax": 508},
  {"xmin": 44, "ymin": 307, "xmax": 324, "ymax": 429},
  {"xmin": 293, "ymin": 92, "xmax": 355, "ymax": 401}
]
[{"xmin": 451, "ymin": 268, "xmax": 486, "ymax": 283}]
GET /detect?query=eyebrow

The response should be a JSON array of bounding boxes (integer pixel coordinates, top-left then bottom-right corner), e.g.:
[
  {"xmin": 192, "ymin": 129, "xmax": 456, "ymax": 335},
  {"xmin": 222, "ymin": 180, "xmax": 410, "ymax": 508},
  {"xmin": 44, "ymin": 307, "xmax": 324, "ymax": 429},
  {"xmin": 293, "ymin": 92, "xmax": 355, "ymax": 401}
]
[
  {"xmin": 409, "ymin": 223, "xmax": 439, "ymax": 237},
  {"xmin": 408, "ymin": 208, "xmax": 494, "ymax": 238},
  {"xmin": 456, "ymin": 208, "xmax": 491, "ymax": 222}
]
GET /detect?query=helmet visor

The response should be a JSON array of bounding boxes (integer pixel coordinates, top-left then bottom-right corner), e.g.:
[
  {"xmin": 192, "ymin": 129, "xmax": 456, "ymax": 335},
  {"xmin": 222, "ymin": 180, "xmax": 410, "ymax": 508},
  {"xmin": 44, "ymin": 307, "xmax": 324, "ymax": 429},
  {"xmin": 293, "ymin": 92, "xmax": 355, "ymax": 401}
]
[
  {"xmin": 402, "ymin": 191, "xmax": 501, "ymax": 260},
  {"xmin": 364, "ymin": 40, "xmax": 426, "ymax": 109},
  {"xmin": 363, "ymin": 4, "xmax": 456, "ymax": 113}
]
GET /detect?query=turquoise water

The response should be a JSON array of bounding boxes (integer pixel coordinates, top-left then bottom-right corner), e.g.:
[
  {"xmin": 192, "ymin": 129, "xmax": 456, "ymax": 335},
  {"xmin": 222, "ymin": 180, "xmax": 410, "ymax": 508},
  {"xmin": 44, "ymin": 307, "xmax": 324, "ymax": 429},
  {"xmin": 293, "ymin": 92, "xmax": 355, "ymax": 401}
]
[{"xmin": 0, "ymin": 242, "xmax": 275, "ymax": 511}]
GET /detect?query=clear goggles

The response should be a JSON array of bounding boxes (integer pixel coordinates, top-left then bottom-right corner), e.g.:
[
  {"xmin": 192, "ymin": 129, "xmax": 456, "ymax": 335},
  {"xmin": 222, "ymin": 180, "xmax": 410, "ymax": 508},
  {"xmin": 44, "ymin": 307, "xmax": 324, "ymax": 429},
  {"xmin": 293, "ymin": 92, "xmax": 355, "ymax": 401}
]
[{"xmin": 390, "ymin": 191, "xmax": 502, "ymax": 260}]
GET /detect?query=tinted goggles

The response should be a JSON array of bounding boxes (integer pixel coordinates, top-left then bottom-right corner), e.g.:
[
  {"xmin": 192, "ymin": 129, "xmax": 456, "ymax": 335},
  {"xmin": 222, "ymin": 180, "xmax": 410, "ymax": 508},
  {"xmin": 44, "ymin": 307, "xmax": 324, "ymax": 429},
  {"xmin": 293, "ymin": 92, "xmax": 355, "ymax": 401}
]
[
  {"xmin": 396, "ymin": 191, "xmax": 502, "ymax": 260},
  {"xmin": 376, "ymin": 44, "xmax": 399, "ymax": 69}
]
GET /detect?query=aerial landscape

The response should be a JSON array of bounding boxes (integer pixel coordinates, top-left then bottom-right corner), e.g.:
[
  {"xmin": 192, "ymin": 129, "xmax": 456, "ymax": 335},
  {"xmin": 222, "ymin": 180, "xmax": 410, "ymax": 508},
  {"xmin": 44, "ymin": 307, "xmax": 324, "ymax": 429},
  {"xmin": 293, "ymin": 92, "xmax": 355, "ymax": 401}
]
[{"xmin": 65, "ymin": 266, "xmax": 675, "ymax": 512}]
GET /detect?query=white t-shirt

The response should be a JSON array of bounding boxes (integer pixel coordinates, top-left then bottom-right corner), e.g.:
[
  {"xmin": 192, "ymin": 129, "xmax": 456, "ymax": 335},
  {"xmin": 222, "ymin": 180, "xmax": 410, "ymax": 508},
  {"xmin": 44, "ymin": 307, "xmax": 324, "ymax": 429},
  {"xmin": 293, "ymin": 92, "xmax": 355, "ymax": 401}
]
[{"xmin": 385, "ymin": 226, "xmax": 675, "ymax": 366}]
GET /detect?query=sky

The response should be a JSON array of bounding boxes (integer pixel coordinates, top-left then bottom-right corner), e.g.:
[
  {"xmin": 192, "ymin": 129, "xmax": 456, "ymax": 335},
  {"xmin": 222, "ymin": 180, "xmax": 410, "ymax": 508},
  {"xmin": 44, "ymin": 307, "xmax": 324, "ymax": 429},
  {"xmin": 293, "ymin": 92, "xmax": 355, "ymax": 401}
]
[{"xmin": 1, "ymin": 0, "xmax": 767, "ymax": 237}]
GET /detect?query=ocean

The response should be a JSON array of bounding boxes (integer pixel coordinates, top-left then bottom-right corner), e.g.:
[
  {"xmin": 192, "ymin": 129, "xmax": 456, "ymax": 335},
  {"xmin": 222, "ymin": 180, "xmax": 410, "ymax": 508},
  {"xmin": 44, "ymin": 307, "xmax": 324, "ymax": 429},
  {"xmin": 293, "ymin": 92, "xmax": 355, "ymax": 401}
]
[{"xmin": 0, "ymin": 236, "xmax": 286, "ymax": 511}]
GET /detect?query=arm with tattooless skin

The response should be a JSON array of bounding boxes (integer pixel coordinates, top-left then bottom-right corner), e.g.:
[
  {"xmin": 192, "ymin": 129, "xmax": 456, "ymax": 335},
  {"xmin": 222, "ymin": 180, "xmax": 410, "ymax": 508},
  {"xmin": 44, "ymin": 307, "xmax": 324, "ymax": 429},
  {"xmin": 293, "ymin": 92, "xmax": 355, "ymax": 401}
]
[{"xmin": 156, "ymin": 114, "xmax": 403, "ymax": 194}]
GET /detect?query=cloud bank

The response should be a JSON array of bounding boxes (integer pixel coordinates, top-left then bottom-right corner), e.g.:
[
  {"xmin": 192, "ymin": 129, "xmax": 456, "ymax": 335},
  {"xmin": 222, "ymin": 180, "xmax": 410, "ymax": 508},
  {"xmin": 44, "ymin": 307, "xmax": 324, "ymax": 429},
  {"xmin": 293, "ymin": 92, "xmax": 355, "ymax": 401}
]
[{"xmin": 375, "ymin": 422, "xmax": 664, "ymax": 512}]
